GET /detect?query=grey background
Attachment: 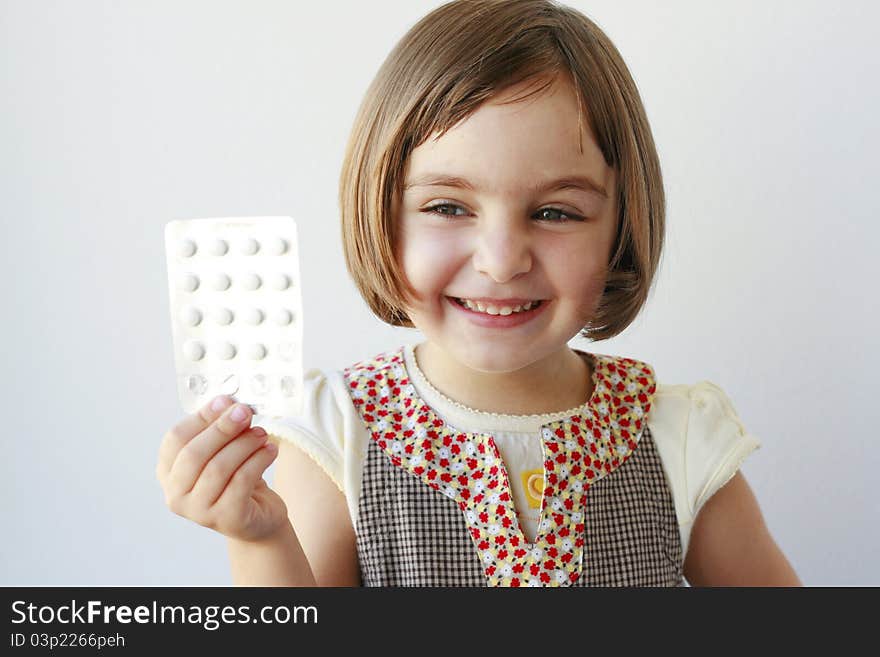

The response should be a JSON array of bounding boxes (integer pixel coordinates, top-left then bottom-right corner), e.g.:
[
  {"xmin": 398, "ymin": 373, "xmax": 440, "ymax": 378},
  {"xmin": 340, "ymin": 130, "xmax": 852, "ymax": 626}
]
[{"xmin": 2, "ymin": 0, "xmax": 877, "ymax": 585}]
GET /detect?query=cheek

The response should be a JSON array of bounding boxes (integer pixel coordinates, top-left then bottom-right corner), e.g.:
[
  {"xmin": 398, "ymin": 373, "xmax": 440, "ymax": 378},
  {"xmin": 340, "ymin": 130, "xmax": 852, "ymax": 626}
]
[
  {"xmin": 543, "ymin": 241, "xmax": 609, "ymax": 317},
  {"xmin": 574, "ymin": 274, "xmax": 608, "ymax": 324},
  {"xmin": 544, "ymin": 239, "xmax": 607, "ymax": 289},
  {"xmin": 398, "ymin": 224, "xmax": 464, "ymax": 299}
]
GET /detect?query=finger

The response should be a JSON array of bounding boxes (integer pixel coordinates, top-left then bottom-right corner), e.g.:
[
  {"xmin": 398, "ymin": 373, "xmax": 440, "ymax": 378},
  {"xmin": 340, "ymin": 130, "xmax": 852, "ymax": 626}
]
[
  {"xmin": 157, "ymin": 395, "xmax": 235, "ymax": 479},
  {"xmin": 166, "ymin": 401, "xmax": 254, "ymax": 498},
  {"xmin": 190, "ymin": 426, "xmax": 270, "ymax": 506},
  {"xmin": 212, "ymin": 441, "xmax": 279, "ymax": 515}
]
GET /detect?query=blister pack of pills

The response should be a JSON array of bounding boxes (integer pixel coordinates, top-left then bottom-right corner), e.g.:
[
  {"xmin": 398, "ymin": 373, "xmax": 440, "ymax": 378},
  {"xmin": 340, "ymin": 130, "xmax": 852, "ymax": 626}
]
[{"xmin": 164, "ymin": 216, "xmax": 303, "ymax": 418}]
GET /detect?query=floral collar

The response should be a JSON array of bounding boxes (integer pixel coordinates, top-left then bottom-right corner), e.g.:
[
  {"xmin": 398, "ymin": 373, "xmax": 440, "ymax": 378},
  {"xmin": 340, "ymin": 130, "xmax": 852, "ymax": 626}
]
[{"xmin": 343, "ymin": 346, "xmax": 656, "ymax": 587}]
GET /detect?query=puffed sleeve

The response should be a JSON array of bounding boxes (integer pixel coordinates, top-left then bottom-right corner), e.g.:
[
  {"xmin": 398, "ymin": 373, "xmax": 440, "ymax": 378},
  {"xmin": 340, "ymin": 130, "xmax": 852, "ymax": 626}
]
[
  {"xmin": 251, "ymin": 368, "xmax": 347, "ymax": 493},
  {"xmin": 685, "ymin": 381, "xmax": 762, "ymax": 518}
]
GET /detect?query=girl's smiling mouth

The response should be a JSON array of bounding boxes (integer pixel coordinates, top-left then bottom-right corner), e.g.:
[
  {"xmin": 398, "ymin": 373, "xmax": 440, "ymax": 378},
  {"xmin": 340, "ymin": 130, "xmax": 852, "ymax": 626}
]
[{"xmin": 446, "ymin": 295, "xmax": 550, "ymax": 328}]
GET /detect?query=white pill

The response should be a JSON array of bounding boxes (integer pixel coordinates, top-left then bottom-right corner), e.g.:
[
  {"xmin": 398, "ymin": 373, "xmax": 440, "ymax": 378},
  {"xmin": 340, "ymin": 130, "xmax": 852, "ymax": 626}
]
[
  {"xmin": 211, "ymin": 273, "xmax": 231, "ymax": 291},
  {"xmin": 248, "ymin": 343, "xmax": 267, "ymax": 360},
  {"xmin": 243, "ymin": 308, "xmax": 264, "ymax": 325},
  {"xmin": 269, "ymin": 273, "xmax": 290, "ymax": 290},
  {"xmin": 179, "ymin": 274, "xmax": 199, "ymax": 292},
  {"xmin": 274, "ymin": 309, "xmax": 293, "ymax": 325},
  {"xmin": 241, "ymin": 272, "xmax": 261, "ymax": 290},
  {"xmin": 180, "ymin": 306, "xmax": 202, "ymax": 327},
  {"xmin": 240, "ymin": 238, "xmax": 259, "ymax": 255},
  {"xmin": 183, "ymin": 340, "xmax": 205, "ymax": 361},
  {"xmin": 178, "ymin": 239, "xmax": 197, "ymax": 258},
  {"xmin": 207, "ymin": 239, "xmax": 228, "ymax": 256},
  {"xmin": 216, "ymin": 342, "xmax": 236, "ymax": 360},
  {"xmin": 213, "ymin": 307, "xmax": 234, "ymax": 325},
  {"xmin": 264, "ymin": 237, "xmax": 287, "ymax": 255}
]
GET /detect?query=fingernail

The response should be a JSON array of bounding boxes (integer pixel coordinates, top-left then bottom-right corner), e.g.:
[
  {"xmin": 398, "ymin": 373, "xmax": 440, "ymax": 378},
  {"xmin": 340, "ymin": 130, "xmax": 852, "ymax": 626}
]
[
  {"xmin": 230, "ymin": 405, "xmax": 247, "ymax": 422},
  {"xmin": 211, "ymin": 396, "xmax": 231, "ymax": 412}
]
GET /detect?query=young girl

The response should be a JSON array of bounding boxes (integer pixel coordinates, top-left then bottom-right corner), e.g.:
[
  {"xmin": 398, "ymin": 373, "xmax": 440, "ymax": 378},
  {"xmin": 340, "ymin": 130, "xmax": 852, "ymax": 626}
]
[{"xmin": 157, "ymin": 0, "xmax": 801, "ymax": 587}]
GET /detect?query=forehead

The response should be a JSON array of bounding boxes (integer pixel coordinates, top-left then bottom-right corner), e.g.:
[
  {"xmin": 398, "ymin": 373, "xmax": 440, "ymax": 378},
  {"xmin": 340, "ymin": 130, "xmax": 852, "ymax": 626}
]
[{"xmin": 405, "ymin": 77, "xmax": 612, "ymax": 195}]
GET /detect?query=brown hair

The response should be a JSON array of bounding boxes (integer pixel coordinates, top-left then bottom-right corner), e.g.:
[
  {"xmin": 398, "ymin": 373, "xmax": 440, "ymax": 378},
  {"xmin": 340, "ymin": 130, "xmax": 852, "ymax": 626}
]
[{"xmin": 338, "ymin": 0, "xmax": 665, "ymax": 341}]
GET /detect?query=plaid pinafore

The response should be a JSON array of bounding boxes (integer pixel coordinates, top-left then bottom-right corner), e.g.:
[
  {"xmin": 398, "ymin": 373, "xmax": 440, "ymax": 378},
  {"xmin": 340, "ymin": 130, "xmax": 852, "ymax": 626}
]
[{"xmin": 343, "ymin": 347, "xmax": 684, "ymax": 587}]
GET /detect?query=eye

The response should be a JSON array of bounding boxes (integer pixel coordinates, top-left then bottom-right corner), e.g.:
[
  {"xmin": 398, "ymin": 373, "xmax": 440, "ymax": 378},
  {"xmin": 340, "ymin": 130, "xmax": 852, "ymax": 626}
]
[
  {"xmin": 422, "ymin": 203, "xmax": 469, "ymax": 218},
  {"xmin": 534, "ymin": 207, "xmax": 584, "ymax": 223}
]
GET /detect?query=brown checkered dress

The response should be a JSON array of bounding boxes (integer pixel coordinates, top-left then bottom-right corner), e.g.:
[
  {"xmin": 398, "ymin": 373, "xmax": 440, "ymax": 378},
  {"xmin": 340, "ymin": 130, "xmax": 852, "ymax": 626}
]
[
  {"xmin": 355, "ymin": 425, "xmax": 683, "ymax": 587},
  {"xmin": 346, "ymin": 349, "xmax": 685, "ymax": 587}
]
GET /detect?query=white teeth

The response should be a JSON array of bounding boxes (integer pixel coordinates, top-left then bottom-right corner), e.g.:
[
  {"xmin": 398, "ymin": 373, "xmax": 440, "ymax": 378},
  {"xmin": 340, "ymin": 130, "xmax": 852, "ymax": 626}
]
[{"xmin": 457, "ymin": 298, "xmax": 540, "ymax": 315}]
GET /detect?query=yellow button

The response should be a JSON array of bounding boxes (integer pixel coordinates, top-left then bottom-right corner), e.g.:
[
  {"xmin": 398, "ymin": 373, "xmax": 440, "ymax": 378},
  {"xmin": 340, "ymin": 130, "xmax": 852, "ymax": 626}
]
[{"xmin": 520, "ymin": 469, "xmax": 544, "ymax": 509}]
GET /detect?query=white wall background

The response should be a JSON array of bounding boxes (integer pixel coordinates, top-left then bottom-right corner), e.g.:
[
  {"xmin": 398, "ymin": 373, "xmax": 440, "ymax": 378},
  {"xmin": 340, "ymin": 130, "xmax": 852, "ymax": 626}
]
[{"xmin": 2, "ymin": 0, "xmax": 877, "ymax": 585}]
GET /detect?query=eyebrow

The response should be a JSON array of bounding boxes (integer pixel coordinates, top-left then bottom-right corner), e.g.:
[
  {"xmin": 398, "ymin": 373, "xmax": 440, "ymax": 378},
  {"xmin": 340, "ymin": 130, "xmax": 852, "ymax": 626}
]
[{"xmin": 403, "ymin": 172, "xmax": 608, "ymax": 198}]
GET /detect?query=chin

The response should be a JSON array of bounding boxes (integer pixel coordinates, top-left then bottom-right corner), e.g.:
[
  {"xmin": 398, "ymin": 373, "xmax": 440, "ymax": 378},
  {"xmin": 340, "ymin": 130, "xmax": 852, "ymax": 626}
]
[{"xmin": 452, "ymin": 343, "xmax": 542, "ymax": 374}]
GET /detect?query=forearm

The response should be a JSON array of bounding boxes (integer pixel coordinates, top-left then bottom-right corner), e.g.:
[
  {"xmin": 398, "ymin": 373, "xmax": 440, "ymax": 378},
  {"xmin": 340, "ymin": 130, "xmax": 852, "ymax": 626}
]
[{"xmin": 227, "ymin": 520, "xmax": 317, "ymax": 586}]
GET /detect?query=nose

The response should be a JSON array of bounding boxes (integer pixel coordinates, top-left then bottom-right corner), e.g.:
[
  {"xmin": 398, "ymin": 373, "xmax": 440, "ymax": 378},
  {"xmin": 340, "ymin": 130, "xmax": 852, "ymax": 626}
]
[{"xmin": 471, "ymin": 215, "xmax": 533, "ymax": 283}]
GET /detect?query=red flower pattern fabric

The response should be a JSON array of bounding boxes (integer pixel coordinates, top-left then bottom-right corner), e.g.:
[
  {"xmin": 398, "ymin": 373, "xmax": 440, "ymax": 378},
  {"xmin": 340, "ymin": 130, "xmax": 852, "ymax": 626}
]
[{"xmin": 342, "ymin": 347, "xmax": 656, "ymax": 587}]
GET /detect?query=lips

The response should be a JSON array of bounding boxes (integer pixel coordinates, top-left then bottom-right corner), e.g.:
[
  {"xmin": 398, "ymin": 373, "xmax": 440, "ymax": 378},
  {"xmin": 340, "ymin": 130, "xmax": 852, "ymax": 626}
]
[{"xmin": 446, "ymin": 295, "xmax": 550, "ymax": 327}]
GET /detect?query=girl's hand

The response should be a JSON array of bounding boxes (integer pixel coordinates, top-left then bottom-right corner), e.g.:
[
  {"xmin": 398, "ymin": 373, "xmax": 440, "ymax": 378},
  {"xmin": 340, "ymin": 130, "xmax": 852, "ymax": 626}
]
[{"xmin": 156, "ymin": 396, "xmax": 288, "ymax": 543}]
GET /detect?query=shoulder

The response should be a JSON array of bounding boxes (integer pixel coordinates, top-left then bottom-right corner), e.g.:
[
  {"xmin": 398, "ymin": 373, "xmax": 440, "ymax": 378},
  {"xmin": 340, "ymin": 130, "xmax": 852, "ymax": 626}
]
[
  {"xmin": 646, "ymin": 379, "xmax": 762, "ymax": 554},
  {"xmin": 651, "ymin": 379, "xmax": 759, "ymax": 445},
  {"xmin": 650, "ymin": 379, "xmax": 762, "ymax": 514},
  {"xmin": 651, "ymin": 380, "xmax": 751, "ymax": 438}
]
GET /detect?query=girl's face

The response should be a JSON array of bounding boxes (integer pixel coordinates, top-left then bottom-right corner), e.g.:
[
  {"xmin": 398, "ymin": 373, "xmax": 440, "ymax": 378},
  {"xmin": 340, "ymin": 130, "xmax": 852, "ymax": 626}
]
[{"xmin": 395, "ymin": 75, "xmax": 618, "ymax": 374}]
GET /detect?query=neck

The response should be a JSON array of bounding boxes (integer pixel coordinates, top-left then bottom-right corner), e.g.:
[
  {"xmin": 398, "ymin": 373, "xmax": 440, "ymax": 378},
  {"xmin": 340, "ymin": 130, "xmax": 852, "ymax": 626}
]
[{"xmin": 413, "ymin": 342, "xmax": 594, "ymax": 416}]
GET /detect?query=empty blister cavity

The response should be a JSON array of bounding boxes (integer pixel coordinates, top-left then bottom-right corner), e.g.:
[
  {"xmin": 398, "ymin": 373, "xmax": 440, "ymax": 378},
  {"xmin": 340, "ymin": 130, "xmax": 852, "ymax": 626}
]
[
  {"xmin": 250, "ymin": 374, "xmax": 269, "ymax": 395},
  {"xmin": 219, "ymin": 374, "xmax": 240, "ymax": 395},
  {"xmin": 187, "ymin": 374, "xmax": 208, "ymax": 395},
  {"xmin": 279, "ymin": 342, "xmax": 297, "ymax": 361},
  {"xmin": 280, "ymin": 376, "xmax": 297, "ymax": 397}
]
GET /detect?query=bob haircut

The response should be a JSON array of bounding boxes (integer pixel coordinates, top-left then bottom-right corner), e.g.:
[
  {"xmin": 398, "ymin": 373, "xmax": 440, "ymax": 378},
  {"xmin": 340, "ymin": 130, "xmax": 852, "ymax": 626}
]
[{"xmin": 339, "ymin": 0, "xmax": 664, "ymax": 341}]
